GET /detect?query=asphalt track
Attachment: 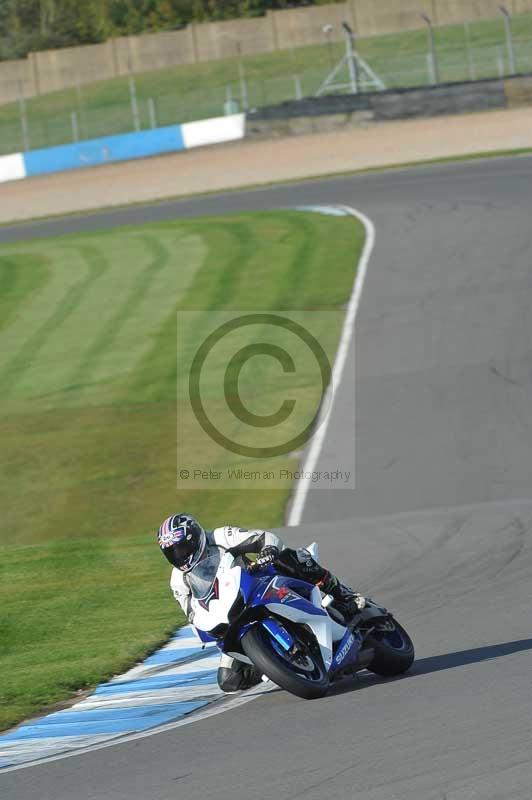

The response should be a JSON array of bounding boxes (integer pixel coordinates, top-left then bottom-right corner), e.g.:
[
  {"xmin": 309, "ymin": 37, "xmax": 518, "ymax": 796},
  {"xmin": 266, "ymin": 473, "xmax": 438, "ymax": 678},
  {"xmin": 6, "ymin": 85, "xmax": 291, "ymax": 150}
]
[{"xmin": 2, "ymin": 156, "xmax": 532, "ymax": 799}]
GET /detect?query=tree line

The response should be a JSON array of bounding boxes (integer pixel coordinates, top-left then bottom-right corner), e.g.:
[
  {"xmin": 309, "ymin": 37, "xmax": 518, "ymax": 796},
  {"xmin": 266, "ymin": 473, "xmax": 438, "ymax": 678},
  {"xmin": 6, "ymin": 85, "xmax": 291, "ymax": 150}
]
[{"xmin": 0, "ymin": 0, "xmax": 338, "ymax": 60}]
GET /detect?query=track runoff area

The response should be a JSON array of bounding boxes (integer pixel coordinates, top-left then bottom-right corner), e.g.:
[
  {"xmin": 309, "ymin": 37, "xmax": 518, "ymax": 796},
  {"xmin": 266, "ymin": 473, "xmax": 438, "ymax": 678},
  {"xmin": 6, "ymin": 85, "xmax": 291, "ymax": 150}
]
[
  {"xmin": 1, "ymin": 154, "xmax": 532, "ymax": 800},
  {"xmin": 0, "ymin": 205, "xmax": 365, "ymax": 768}
]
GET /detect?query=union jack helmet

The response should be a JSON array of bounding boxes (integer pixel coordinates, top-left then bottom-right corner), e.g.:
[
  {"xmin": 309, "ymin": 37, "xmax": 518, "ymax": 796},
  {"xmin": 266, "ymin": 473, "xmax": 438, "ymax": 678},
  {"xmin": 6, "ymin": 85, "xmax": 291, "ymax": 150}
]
[{"xmin": 157, "ymin": 514, "xmax": 206, "ymax": 572}]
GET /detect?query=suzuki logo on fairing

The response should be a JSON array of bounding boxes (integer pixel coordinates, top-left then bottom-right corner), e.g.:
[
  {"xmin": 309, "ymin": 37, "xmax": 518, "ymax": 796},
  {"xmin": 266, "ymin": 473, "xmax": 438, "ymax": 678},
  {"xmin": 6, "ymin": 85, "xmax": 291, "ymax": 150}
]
[{"xmin": 337, "ymin": 634, "xmax": 355, "ymax": 664}]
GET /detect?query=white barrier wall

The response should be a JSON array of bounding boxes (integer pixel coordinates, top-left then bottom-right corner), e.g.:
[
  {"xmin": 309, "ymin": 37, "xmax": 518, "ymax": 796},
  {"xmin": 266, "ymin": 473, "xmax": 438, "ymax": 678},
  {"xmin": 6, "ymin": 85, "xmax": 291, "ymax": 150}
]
[
  {"xmin": 181, "ymin": 114, "xmax": 246, "ymax": 149},
  {"xmin": 0, "ymin": 153, "xmax": 26, "ymax": 183}
]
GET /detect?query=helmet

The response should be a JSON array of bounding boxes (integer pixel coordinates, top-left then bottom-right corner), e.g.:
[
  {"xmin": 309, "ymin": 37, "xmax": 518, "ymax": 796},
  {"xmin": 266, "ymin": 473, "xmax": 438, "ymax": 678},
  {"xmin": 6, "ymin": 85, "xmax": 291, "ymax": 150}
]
[{"xmin": 157, "ymin": 514, "xmax": 206, "ymax": 572}]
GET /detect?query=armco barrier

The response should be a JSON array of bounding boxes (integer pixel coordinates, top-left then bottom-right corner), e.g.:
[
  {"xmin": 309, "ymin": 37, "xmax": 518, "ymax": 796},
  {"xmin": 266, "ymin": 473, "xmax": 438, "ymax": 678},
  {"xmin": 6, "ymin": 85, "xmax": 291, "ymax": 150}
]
[{"xmin": 0, "ymin": 113, "xmax": 246, "ymax": 184}]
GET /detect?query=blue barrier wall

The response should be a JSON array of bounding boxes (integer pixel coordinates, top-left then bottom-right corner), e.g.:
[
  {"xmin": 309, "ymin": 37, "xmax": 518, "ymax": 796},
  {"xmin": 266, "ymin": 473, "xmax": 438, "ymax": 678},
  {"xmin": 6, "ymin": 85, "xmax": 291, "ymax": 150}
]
[
  {"xmin": 24, "ymin": 124, "xmax": 185, "ymax": 178},
  {"xmin": 0, "ymin": 114, "xmax": 246, "ymax": 184}
]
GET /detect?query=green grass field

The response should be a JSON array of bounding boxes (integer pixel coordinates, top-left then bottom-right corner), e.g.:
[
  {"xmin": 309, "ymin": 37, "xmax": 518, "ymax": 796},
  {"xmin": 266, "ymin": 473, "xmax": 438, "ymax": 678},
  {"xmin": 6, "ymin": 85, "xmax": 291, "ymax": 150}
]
[
  {"xmin": 2, "ymin": 12, "xmax": 532, "ymax": 155},
  {"xmin": 0, "ymin": 209, "xmax": 364, "ymax": 731}
]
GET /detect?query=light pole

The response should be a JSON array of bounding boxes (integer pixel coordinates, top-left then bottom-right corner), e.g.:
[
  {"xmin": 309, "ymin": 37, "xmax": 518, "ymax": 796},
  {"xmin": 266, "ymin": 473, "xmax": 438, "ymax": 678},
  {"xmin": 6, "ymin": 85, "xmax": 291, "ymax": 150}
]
[
  {"xmin": 421, "ymin": 13, "xmax": 440, "ymax": 85},
  {"xmin": 322, "ymin": 24, "xmax": 335, "ymax": 70},
  {"xmin": 342, "ymin": 22, "xmax": 359, "ymax": 94},
  {"xmin": 498, "ymin": 5, "xmax": 516, "ymax": 75}
]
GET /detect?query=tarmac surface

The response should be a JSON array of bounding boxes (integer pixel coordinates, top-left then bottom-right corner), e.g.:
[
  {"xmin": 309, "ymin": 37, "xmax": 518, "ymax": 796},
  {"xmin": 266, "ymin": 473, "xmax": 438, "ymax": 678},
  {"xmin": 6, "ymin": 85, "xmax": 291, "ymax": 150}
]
[{"xmin": 2, "ymin": 155, "xmax": 532, "ymax": 799}]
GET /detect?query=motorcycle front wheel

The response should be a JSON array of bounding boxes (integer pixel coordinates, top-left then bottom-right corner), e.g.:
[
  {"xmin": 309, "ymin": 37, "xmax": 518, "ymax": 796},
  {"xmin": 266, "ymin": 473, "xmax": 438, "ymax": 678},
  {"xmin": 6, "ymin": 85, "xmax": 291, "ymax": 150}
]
[{"xmin": 242, "ymin": 622, "xmax": 329, "ymax": 700}]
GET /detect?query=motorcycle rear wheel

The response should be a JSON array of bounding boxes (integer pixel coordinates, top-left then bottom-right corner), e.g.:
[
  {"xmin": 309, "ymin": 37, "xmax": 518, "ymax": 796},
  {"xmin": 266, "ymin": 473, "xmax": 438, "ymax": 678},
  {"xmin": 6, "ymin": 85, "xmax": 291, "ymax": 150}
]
[
  {"xmin": 242, "ymin": 622, "xmax": 329, "ymax": 700},
  {"xmin": 366, "ymin": 618, "xmax": 415, "ymax": 677}
]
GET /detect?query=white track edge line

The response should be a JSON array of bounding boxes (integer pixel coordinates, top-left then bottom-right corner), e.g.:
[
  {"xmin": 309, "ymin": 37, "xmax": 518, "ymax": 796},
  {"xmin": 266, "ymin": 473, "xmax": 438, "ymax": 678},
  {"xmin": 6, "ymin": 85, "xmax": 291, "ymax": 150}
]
[
  {"xmin": 287, "ymin": 204, "xmax": 376, "ymax": 527},
  {"xmin": 1, "ymin": 203, "xmax": 375, "ymax": 775}
]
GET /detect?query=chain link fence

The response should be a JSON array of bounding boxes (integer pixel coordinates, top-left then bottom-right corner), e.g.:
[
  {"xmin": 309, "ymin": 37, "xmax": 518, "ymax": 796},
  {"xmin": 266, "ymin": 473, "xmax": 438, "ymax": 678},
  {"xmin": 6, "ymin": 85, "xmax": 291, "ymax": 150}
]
[{"xmin": 2, "ymin": 14, "xmax": 532, "ymax": 156}]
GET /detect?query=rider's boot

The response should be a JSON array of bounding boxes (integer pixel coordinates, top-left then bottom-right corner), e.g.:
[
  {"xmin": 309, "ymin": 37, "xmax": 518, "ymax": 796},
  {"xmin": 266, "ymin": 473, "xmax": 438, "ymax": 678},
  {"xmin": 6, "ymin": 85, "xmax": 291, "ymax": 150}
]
[
  {"xmin": 217, "ymin": 655, "xmax": 262, "ymax": 694},
  {"xmin": 317, "ymin": 572, "xmax": 364, "ymax": 624}
]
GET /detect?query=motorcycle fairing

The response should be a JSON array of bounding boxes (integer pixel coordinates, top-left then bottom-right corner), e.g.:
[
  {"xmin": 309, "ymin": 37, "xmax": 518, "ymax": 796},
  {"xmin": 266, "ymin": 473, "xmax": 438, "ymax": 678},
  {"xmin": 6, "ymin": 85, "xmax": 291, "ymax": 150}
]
[
  {"xmin": 330, "ymin": 629, "xmax": 363, "ymax": 673},
  {"xmin": 251, "ymin": 574, "xmax": 326, "ymax": 617},
  {"xmin": 238, "ymin": 566, "xmax": 273, "ymax": 604},
  {"xmin": 190, "ymin": 561, "xmax": 242, "ymax": 635},
  {"xmin": 191, "ymin": 551, "xmax": 349, "ymax": 673}
]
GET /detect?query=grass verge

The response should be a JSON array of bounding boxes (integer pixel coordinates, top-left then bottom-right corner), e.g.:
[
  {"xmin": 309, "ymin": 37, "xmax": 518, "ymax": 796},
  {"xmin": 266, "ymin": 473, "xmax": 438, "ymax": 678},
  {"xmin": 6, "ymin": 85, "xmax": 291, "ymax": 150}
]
[{"xmin": 0, "ymin": 208, "xmax": 364, "ymax": 730}]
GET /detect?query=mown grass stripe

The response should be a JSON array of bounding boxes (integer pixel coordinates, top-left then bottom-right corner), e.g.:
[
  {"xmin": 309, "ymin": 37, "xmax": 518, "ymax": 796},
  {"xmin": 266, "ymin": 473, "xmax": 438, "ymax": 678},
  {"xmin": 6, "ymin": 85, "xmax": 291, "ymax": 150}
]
[
  {"xmin": 0, "ymin": 244, "xmax": 113, "ymax": 403},
  {"xmin": 4, "ymin": 244, "xmax": 118, "ymax": 407},
  {"xmin": 66, "ymin": 232, "xmax": 204, "ymax": 407},
  {"xmin": 0, "ymin": 244, "xmax": 93, "ymax": 387},
  {"xmin": 273, "ymin": 212, "xmax": 316, "ymax": 309},
  {"xmin": 0, "ymin": 254, "xmax": 50, "ymax": 336},
  {"xmin": 67, "ymin": 234, "xmax": 170, "ymax": 393}
]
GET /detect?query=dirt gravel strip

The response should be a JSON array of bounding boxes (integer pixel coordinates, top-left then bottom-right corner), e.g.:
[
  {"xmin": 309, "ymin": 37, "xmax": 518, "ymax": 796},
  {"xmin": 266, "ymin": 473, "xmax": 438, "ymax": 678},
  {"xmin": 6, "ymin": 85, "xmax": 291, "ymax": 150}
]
[{"xmin": 1, "ymin": 106, "xmax": 532, "ymax": 225}]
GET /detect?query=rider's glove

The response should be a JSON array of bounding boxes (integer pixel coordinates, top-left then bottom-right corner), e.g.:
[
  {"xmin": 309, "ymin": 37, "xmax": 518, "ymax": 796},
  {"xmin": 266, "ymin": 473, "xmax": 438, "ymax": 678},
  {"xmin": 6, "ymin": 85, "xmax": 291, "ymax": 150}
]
[{"xmin": 255, "ymin": 546, "xmax": 280, "ymax": 568}]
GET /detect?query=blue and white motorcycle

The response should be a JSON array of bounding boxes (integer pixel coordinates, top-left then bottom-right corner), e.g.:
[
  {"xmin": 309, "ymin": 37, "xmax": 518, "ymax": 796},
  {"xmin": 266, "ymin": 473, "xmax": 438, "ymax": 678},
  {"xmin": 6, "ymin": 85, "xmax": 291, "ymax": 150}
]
[{"xmin": 189, "ymin": 545, "xmax": 414, "ymax": 699}]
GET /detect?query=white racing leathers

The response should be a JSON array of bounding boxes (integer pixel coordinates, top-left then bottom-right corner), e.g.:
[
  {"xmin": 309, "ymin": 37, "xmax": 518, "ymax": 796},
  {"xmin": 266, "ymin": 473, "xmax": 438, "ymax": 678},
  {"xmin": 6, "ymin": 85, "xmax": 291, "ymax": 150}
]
[{"xmin": 170, "ymin": 526, "xmax": 284, "ymax": 690}]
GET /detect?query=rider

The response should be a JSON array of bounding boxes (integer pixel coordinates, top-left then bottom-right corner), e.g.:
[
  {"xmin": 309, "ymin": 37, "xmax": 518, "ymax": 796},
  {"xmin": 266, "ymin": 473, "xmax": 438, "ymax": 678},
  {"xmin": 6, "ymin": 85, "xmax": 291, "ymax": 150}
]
[{"xmin": 157, "ymin": 513, "xmax": 363, "ymax": 693}]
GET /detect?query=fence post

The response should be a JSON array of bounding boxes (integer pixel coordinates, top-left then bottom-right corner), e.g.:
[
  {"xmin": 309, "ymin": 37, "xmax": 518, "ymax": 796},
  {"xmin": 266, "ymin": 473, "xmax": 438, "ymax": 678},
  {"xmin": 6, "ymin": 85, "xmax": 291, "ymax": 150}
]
[
  {"xmin": 237, "ymin": 48, "xmax": 249, "ymax": 110},
  {"xmin": 74, "ymin": 73, "xmax": 89, "ymax": 140},
  {"xmin": 148, "ymin": 98, "xmax": 157, "ymax": 129},
  {"xmin": 224, "ymin": 85, "xmax": 239, "ymax": 115},
  {"xmin": 128, "ymin": 75, "xmax": 141, "ymax": 132},
  {"xmin": 496, "ymin": 46, "xmax": 505, "ymax": 77},
  {"xmin": 17, "ymin": 82, "xmax": 30, "ymax": 152},
  {"xmin": 464, "ymin": 22, "xmax": 476, "ymax": 81},
  {"xmin": 421, "ymin": 14, "xmax": 440, "ymax": 85},
  {"xmin": 499, "ymin": 6, "xmax": 516, "ymax": 75},
  {"xmin": 426, "ymin": 52, "xmax": 436, "ymax": 85},
  {"xmin": 70, "ymin": 111, "xmax": 79, "ymax": 142},
  {"xmin": 294, "ymin": 75, "xmax": 303, "ymax": 100}
]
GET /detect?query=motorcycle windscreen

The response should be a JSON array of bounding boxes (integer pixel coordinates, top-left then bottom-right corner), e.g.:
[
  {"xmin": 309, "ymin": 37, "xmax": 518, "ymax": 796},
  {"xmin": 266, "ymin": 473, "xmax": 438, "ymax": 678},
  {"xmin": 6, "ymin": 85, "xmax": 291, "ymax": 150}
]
[{"xmin": 188, "ymin": 551, "xmax": 222, "ymax": 599}]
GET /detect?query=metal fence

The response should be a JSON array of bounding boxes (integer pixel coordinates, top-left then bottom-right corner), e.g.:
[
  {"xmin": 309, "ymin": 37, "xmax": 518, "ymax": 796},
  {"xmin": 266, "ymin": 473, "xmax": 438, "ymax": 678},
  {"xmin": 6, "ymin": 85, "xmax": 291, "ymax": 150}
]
[{"xmin": 2, "ymin": 15, "xmax": 532, "ymax": 156}]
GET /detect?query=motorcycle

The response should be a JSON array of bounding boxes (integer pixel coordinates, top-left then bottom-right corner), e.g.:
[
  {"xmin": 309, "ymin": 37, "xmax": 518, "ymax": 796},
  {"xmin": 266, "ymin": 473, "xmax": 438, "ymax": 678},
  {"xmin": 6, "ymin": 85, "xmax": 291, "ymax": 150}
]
[{"xmin": 190, "ymin": 544, "xmax": 415, "ymax": 700}]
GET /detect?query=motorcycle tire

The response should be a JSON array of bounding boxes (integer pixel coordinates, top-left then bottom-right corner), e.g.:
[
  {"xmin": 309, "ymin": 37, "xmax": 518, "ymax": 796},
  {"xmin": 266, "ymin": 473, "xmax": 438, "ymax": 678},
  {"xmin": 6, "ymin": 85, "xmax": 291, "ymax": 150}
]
[
  {"xmin": 366, "ymin": 618, "xmax": 415, "ymax": 677},
  {"xmin": 242, "ymin": 622, "xmax": 329, "ymax": 700}
]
